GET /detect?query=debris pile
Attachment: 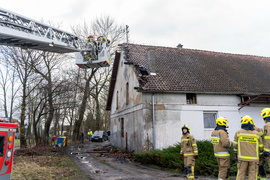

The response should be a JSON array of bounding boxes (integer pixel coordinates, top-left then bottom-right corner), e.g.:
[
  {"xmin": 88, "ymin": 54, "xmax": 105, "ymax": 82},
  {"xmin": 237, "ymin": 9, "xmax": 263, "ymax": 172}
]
[{"xmin": 92, "ymin": 145, "xmax": 133, "ymax": 160}]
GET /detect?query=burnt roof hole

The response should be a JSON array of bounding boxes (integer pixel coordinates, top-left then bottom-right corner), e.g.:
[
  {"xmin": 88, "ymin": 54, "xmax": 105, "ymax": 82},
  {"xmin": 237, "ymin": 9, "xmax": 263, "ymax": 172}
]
[{"xmin": 139, "ymin": 68, "xmax": 149, "ymax": 75}]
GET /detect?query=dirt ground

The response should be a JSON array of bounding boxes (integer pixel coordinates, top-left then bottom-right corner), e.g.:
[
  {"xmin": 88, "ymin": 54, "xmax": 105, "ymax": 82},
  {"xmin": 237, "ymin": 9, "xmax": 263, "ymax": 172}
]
[
  {"xmin": 12, "ymin": 146, "xmax": 89, "ymax": 180},
  {"xmin": 67, "ymin": 141, "xmax": 217, "ymax": 180},
  {"xmin": 10, "ymin": 141, "xmax": 230, "ymax": 180}
]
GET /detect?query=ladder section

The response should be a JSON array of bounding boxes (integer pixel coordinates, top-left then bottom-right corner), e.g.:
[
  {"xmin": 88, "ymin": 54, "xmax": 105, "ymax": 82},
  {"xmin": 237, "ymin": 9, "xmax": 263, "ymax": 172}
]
[{"xmin": 0, "ymin": 7, "xmax": 84, "ymax": 53}]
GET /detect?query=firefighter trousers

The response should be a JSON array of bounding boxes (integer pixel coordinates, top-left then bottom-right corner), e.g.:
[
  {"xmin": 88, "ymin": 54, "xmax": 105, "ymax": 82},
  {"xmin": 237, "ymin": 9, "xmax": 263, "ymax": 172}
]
[
  {"xmin": 184, "ymin": 156, "xmax": 195, "ymax": 180},
  {"xmin": 216, "ymin": 157, "xmax": 230, "ymax": 180},
  {"xmin": 236, "ymin": 160, "xmax": 258, "ymax": 180},
  {"xmin": 257, "ymin": 157, "xmax": 266, "ymax": 180},
  {"xmin": 267, "ymin": 156, "xmax": 270, "ymax": 170}
]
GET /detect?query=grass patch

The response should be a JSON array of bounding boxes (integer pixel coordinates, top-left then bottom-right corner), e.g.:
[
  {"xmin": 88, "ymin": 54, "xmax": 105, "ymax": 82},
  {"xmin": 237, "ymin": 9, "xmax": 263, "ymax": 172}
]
[
  {"xmin": 14, "ymin": 139, "xmax": 20, "ymax": 147},
  {"xmin": 11, "ymin": 148, "xmax": 90, "ymax": 180},
  {"xmin": 133, "ymin": 140, "xmax": 238, "ymax": 177}
]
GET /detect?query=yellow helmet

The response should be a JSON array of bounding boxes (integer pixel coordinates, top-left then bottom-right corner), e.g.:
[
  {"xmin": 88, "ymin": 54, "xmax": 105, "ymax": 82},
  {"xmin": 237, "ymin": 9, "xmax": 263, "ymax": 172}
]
[
  {"xmin": 182, "ymin": 124, "xmax": 190, "ymax": 132},
  {"xmin": 241, "ymin": 115, "xmax": 254, "ymax": 125},
  {"xmin": 216, "ymin": 117, "xmax": 228, "ymax": 128},
  {"xmin": 260, "ymin": 108, "xmax": 270, "ymax": 119}
]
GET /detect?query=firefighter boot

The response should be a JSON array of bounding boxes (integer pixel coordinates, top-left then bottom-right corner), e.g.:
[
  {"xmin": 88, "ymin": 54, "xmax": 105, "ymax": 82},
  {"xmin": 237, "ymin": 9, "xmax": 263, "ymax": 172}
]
[{"xmin": 258, "ymin": 164, "xmax": 267, "ymax": 180}]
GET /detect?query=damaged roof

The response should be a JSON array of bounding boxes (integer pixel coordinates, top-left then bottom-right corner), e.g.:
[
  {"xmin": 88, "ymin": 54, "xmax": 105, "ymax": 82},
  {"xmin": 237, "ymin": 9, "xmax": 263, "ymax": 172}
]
[
  {"xmin": 126, "ymin": 44, "xmax": 270, "ymax": 94},
  {"xmin": 106, "ymin": 43, "xmax": 270, "ymax": 110}
]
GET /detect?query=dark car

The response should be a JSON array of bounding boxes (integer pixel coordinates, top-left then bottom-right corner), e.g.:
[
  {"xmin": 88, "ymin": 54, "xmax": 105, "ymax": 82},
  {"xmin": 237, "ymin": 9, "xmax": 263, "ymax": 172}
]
[{"xmin": 91, "ymin": 131, "xmax": 108, "ymax": 142}]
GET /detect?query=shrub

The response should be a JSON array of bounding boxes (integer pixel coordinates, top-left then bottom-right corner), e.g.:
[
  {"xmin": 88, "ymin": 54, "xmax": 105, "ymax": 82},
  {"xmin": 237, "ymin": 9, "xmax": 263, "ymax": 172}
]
[{"xmin": 133, "ymin": 140, "xmax": 238, "ymax": 177}]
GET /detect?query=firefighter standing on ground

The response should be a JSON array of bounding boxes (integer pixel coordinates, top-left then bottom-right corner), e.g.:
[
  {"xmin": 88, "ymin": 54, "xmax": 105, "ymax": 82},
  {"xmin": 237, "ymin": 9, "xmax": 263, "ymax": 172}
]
[
  {"xmin": 211, "ymin": 117, "xmax": 231, "ymax": 180},
  {"xmin": 88, "ymin": 129, "xmax": 93, "ymax": 142},
  {"xmin": 180, "ymin": 125, "xmax": 198, "ymax": 180},
  {"xmin": 233, "ymin": 115, "xmax": 263, "ymax": 180},
  {"xmin": 261, "ymin": 108, "xmax": 270, "ymax": 176},
  {"xmin": 254, "ymin": 122, "xmax": 266, "ymax": 180}
]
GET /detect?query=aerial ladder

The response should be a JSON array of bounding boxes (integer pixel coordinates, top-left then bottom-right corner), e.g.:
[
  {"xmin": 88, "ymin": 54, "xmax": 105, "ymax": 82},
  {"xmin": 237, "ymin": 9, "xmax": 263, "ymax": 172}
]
[
  {"xmin": 0, "ymin": 7, "xmax": 111, "ymax": 179},
  {"xmin": 0, "ymin": 7, "xmax": 110, "ymax": 68}
]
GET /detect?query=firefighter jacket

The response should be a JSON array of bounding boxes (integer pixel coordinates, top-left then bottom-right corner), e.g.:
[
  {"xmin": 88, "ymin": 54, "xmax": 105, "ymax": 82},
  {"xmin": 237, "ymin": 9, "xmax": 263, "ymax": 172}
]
[
  {"xmin": 263, "ymin": 122, "xmax": 270, "ymax": 153},
  {"xmin": 254, "ymin": 126, "xmax": 263, "ymax": 137},
  {"xmin": 211, "ymin": 129, "xmax": 230, "ymax": 158},
  {"xmin": 180, "ymin": 133, "xmax": 198, "ymax": 157},
  {"xmin": 233, "ymin": 129, "xmax": 263, "ymax": 162}
]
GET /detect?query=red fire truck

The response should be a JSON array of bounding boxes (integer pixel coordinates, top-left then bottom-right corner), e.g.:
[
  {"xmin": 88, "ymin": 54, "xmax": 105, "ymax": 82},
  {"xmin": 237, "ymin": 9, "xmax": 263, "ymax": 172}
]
[{"xmin": 0, "ymin": 123, "xmax": 18, "ymax": 179}]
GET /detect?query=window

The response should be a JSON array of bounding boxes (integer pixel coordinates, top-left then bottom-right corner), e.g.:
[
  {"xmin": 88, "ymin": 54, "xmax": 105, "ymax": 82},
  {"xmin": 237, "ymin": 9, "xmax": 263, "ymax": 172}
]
[
  {"xmin": 186, "ymin": 93, "xmax": 197, "ymax": 104},
  {"xmin": 204, "ymin": 112, "xmax": 217, "ymax": 128},
  {"xmin": 116, "ymin": 91, "xmax": 119, "ymax": 109},
  {"xmin": 0, "ymin": 136, "xmax": 5, "ymax": 156},
  {"xmin": 121, "ymin": 118, "xmax": 124, "ymax": 137},
  {"xmin": 241, "ymin": 96, "xmax": 250, "ymax": 105},
  {"xmin": 126, "ymin": 82, "xmax": 129, "ymax": 105}
]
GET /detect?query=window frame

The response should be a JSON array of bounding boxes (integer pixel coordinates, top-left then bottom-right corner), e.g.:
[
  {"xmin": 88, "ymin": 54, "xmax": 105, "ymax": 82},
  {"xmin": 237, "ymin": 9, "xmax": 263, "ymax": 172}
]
[
  {"xmin": 116, "ymin": 91, "xmax": 119, "ymax": 109},
  {"xmin": 121, "ymin": 118, "xmax": 124, "ymax": 137},
  {"xmin": 186, "ymin": 93, "xmax": 197, "ymax": 104},
  {"xmin": 203, "ymin": 112, "xmax": 217, "ymax": 129},
  {"xmin": 126, "ymin": 82, "xmax": 129, "ymax": 105}
]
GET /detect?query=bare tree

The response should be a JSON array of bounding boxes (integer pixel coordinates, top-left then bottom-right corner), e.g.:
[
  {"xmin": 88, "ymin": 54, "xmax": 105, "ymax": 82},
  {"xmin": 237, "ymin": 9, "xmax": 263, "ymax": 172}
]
[
  {"xmin": 71, "ymin": 16, "xmax": 125, "ymax": 140},
  {"xmin": 0, "ymin": 64, "xmax": 9, "ymax": 117},
  {"xmin": 91, "ymin": 68, "xmax": 111, "ymax": 130},
  {"xmin": 0, "ymin": 47, "xmax": 39, "ymax": 148},
  {"xmin": 29, "ymin": 50, "xmax": 68, "ymax": 143},
  {"xmin": 0, "ymin": 63, "xmax": 20, "ymax": 121},
  {"xmin": 72, "ymin": 69, "xmax": 97, "ymax": 140}
]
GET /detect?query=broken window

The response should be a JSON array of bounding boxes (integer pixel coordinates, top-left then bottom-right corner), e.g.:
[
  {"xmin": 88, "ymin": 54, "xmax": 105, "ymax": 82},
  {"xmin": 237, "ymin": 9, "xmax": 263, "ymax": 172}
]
[
  {"xmin": 121, "ymin": 118, "xmax": 124, "ymax": 137},
  {"xmin": 126, "ymin": 82, "xmax": 129, "ymax": 105},
  {"xmin": 241, "ymin": 96, "xmax": 250, "ymax": 105},
  {"xmin": 116, "ymin": 91, "xmax": 119, "ymax": 109},
  {"xmin": 186, "ymin": 93, "xmax": 197, "ymax": 104},
  {"xmin": 204, "ymin": 112, "xmax": 217, "ymax": 128}
]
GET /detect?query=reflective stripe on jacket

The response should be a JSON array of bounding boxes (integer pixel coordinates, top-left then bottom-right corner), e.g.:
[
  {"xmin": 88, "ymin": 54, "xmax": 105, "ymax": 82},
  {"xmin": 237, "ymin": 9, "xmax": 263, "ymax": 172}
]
[
  {"xmin": 263, "ymin": 122, "xmax": 270, "ymax": 152},
  {"xmin": 180, "ymin": 133, "xmax": 198, "ymax": 156},
  {"xmin": 233, "ymin": 129, "xmax": 263, "ymax": 162},
  {"xmin": 211, "ymin": 129, "xmax": 230, "ymax": 158}
]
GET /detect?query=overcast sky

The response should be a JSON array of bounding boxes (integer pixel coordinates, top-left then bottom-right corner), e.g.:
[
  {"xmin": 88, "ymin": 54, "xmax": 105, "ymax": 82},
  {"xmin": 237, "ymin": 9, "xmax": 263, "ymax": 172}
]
[{"xmin": 2, "ymin": 0, "xmax": 270, "ymax": 56}]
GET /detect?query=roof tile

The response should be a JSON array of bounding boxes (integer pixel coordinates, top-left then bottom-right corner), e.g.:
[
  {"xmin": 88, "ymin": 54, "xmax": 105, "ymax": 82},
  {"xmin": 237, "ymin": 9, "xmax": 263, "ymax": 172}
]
[{"xmin": 125, "ymin": 44, "xmax": 270, "ymax": 94}]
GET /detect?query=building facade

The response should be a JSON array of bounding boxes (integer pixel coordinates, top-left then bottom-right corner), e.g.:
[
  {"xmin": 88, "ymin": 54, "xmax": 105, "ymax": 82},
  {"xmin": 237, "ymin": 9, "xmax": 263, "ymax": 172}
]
[{"xmin": 106, "ymin": 44, "xmax": 270, "ymax": 152}]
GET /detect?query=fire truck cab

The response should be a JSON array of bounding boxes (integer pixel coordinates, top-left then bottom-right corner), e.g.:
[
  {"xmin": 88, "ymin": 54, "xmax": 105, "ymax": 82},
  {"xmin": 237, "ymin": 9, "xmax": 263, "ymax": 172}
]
[{"xmin": 0, "ymin": 123, "xmax": 17, "ymax": 180}]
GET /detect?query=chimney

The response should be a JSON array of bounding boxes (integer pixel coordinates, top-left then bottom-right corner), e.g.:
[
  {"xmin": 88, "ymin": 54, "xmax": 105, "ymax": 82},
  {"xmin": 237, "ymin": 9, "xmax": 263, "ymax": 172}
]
[
  {"xmin": 147, "ymin": 49, "xmax": 156, "ymax": 76},
  {"xmin": 177, "ymin": 43, "xmax": 183, "ymax": 49}
]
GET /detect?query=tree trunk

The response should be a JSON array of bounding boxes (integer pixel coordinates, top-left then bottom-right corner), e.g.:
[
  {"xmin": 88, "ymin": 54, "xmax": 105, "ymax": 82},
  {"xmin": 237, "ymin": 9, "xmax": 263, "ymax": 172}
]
[
  {"xmin": 53, "ymin": 109, "xmax": 60, "ymax": 136},
  {"xmin": 72, "ymin": 77, "xmax": 91, "ymax": 141},
  {"xmin": 20, "ymin": 84, "xmax": 27, "ymax": 148},
  {"xmin": 44, "ymin": 80, "xmax": 54, "ymax": 144},
  {"xmin": 95, "ymin": 97, "xmax": 101, "ymax": 130},
  {"xmin": 33, "ymin": 122, "xmax": 40, "ymax": 146}
]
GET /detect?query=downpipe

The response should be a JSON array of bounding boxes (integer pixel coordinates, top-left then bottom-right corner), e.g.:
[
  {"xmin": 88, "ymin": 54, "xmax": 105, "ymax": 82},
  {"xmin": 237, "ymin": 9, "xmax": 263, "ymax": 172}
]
[{"xmin": 152, "ymin": 93, "xmax": 156, "ymax": 150}]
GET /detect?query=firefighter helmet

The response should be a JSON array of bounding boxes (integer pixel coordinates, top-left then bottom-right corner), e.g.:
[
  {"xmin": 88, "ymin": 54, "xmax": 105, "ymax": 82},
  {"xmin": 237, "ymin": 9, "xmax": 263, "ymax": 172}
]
[
  {"xmin": 182, "ymin": 124, "xmax": 190, "ymax": 132},
  {"xmin": 88, "ymin": 35, "xmax": 94, "ymax": 39},
  {"xmin": 260, "ymin": 108, "xmax": 270, "ymax": 119},
  {"xmin": 216, "ymin": 117, "xmax": 228, "ymax": 128},
  {"xmin": 241, "ymin": 115, "xmax": 254, "ymax": 125}
]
